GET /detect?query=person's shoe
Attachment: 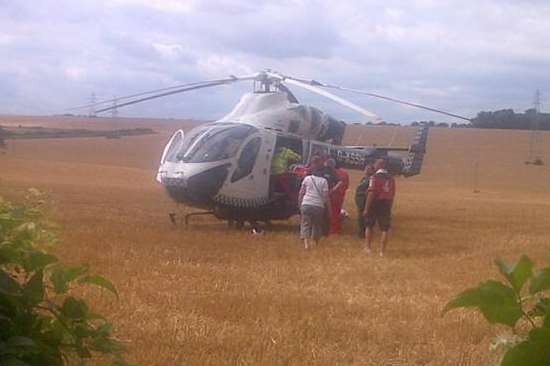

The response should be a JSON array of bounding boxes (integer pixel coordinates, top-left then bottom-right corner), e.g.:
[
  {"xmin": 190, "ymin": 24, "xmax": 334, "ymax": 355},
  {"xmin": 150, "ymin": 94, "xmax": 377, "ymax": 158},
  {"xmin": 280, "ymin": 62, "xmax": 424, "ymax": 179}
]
[
  {"xmin": 363, "ymin": 247, "xmax": 372, "ymax": 255},
  {"xmin": 379, "ymin": 251, "xmax": 384, "ymax": 257}
]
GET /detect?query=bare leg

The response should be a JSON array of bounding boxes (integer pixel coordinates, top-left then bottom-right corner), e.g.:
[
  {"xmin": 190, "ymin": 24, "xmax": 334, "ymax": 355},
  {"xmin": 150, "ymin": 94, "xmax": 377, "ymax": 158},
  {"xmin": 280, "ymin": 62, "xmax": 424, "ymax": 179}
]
[
  {"xmin": 304, "ymin": 238, "xmax": 310, "ymax": 250},
  {"xmin": 314, "ymin": 238, "xmax": 320, "ymax": 247},
  {"xmin": 364, "ymin": 227, "xmax": 373, "ymax": 254},
  {"xmin": 380, "ymin": 231, "xmax": 388, "ymax": 256}
]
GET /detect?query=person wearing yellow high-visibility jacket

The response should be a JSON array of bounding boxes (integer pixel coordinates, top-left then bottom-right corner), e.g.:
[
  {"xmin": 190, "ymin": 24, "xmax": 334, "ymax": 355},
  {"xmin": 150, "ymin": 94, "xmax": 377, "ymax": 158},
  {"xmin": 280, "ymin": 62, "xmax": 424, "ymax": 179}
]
[{"xmin": 270, "ymin": 147, "xmax": 302, "ymax": 205}]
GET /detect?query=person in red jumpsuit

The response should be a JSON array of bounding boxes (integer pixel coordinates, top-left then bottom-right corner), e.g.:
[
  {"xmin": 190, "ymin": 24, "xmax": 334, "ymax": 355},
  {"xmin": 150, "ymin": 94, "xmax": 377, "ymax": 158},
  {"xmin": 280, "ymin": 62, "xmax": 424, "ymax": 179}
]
[{"xmin": 326, "ymin": 159, "xmax": 349, "ymax": 235}]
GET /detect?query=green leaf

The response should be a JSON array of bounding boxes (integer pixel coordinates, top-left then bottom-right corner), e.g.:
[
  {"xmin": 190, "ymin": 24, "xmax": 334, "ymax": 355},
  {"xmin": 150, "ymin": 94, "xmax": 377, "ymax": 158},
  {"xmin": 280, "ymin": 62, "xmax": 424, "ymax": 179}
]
[
  {"xmin": 443, "ymin": 287, "xmax": 482, "ymax": 314},
  {"xmin": 75, "ymin": 344, "xmax": 92, "ymax": 359},
  {"xmin": 529, "ymin": 268, "xmax": 550, "ymax": 295},
  {"xmin": 50, "ymin": 265, "xmax": 88, "ymax": 294},
  {"xmin": 87, "ymin": 312, "xmax": 107, "ymax": 321},
  {"xmin": 0, "ymin": 269, "xmax": 21, "ymax": 296},
  {"xmin": 443, "ymin": 280, "xmax": 522, "ymax": 327},
  {"xmin": 530, "ymin": 298, "xmax": 550, "ymax": 318},
  {"xmin": 0, "ymin": 245, "xmax": 18, "ymax": 265},
  {"xmin": 96, "ymin": 323, "xmax": 113, "ymax": 336},
  {"xmin": 23, "ymin": 270, "xmax": 44, "ymax": 305},
  {"xmin": 25, "ymin": 252, "xmax": 58, "ymax": 271},
  {"xmin": 7, "ymin": 336, "xmax": 35, "ymax": 348},
  {"xmin": 112, "ymin": 356, "xmax": 139, "ymax": 366},
  {"xmin": 502, "ymin": 327, "xmax": 550, "ymax": 366},
  {"xmin": 61, "ymin": 297, "xmax": 88, "ymax": 319},
  {"xmin": 79, "ymin": 275, "xmax": 118, "ymax": 298},
  {"xmin": 495, "ymin": 255, "xmax": 534, "ymax": 293},
  {"xmin": 1, "ymin": 358, "xmax": 30, "ymax": 366},
  {"xmin": 73, "ymin": 323, "xmax": 93, "ymax": 338}
]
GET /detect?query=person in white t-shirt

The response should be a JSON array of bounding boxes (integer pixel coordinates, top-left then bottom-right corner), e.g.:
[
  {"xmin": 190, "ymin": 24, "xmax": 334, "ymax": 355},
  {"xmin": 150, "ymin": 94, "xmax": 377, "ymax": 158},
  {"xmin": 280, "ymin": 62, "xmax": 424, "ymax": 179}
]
[{"xmin": 298, "ymin": 168, "xmax": 332, "ymax": 249}]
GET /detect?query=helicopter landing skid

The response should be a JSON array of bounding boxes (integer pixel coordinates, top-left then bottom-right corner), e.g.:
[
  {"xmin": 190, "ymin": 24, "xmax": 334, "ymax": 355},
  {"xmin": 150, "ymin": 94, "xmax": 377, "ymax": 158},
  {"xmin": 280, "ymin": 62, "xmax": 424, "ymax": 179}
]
[
  {"xmin": 168, "ymin": 211, "xmax": 216, "ymax": 226},
  {"xmin": 184, "ymin": 211, "xmax": 216, "ymax": 225}
]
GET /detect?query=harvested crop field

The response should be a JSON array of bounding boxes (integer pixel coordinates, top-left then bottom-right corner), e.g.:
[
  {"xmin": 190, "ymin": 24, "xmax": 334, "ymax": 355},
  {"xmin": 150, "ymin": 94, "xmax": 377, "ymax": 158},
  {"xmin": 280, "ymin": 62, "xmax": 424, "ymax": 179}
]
[{"xmin": 1, "ymin": 115, "xmax": 550, "ymax": 365}]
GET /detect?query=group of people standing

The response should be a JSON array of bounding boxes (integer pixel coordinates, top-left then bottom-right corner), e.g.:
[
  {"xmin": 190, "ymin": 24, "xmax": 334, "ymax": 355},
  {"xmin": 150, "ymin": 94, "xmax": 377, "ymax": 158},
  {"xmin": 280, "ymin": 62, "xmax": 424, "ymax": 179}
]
[{"xmin": 298, "ymin": 158, "xmax": 396, "ymax": 256}]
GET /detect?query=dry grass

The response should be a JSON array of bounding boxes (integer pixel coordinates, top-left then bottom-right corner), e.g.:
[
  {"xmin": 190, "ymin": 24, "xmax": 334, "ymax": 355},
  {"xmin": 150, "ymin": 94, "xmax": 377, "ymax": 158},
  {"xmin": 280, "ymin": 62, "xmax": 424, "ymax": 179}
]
[{"xmin": 1, "ymin": 115, "xmax": 550, "ymax": 365}]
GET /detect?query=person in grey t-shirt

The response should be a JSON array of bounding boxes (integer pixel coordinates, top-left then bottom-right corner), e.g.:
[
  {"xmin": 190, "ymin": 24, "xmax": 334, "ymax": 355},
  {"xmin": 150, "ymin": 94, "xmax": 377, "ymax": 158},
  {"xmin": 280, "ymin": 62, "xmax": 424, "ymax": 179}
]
[{"xmin": 298, "ymin": 168, "xmax": 332, "ymax": 249}]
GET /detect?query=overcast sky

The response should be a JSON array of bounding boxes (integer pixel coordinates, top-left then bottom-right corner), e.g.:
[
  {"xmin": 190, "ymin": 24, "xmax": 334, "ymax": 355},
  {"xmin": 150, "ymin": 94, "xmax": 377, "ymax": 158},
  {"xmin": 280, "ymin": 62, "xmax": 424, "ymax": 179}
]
[{"xmin": 1, "ymin": 0, "xmax": 549, "ymax": 123}]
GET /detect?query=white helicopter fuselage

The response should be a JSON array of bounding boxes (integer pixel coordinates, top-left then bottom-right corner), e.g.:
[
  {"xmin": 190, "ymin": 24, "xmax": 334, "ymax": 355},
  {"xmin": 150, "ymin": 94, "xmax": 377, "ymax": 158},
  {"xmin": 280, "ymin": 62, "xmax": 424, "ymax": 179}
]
[
  {"xmin": 156, "ymin": 91, "xmax": 426, "ymax": 221},
  {"xmin": 156, "ymin": 91, "xmax": 346, "ymax": 210},
  {"xmin": 219, "ymin": 92, "xmax": 341, "ymax": 140}
]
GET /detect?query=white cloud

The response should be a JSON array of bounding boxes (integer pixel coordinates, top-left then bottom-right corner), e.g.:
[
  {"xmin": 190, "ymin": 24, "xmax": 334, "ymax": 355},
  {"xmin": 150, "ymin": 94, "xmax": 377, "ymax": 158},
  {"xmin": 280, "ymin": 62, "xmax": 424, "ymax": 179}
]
[
  {"xmin": 64, "ymin": 67, "xmax": 87, "ymax": 81},
  {"xmin": 110, "ymin": 0, "xmax": 196, "ymax": 13}
]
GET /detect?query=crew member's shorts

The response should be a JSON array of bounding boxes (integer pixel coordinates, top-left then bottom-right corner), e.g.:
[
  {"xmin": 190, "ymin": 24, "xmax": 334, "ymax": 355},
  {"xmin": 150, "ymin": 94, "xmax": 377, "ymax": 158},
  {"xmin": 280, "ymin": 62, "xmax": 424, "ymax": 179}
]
[
  {"xmin": 365, "ymin": 200, "xmax": 392, "ymax": 231},
  {"xmin": 300, "ymin": 204, "xmax": 325, "ymax": 240}
]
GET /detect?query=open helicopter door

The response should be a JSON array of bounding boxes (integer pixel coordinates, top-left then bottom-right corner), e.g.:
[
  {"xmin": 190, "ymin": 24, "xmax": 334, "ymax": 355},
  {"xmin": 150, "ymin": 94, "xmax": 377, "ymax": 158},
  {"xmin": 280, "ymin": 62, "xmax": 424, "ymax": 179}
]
[
  {"xmin": 156, "ymin": 129, "xmax": 184, "ymax": 182},
  {"xmin": 214, "ymin": 131, "xmax": 276, "ymax": 208},
  {"xmin": 307, "ymin": 140, "xmax": 331, "ymax": 163}
]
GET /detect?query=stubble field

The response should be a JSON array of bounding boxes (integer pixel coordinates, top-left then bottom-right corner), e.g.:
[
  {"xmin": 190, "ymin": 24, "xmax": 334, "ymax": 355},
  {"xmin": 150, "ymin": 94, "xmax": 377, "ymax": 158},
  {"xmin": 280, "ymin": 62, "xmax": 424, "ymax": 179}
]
[{"xmin": 1, "ymin": 114, "xmax": 550, "ymax": 365}]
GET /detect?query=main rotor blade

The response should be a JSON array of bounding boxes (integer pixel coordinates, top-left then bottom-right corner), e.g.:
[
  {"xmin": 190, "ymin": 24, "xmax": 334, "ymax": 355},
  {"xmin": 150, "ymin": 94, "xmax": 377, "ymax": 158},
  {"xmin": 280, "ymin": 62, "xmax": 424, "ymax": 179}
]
[
  {"xmin": 94, "ymin": 81, "xmax": 226, "ymax": 113},
  {"xmin": 321, "ymin": 85, "xmax": 472, "ymax": 122},
  {"xmin": 282, "ymin": 78, "xmax": 380, "ymax": 121},
  {"xmin": 66, "ymin": 81, "xmax": 217, "ymax": 111},
  {"xmin": 271, "ymin": 70, "xmax": 471, "ymax": 121},
  {"xmin": 70, "ymin": 73, "xmax": 261, "ymax": 113}
]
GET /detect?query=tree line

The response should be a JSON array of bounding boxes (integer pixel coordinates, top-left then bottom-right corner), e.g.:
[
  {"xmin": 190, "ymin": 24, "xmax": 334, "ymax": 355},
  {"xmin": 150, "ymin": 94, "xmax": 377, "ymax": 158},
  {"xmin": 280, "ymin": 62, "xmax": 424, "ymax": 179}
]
[
  {"xmin": 470, "ymin": 108, "xmax": 550, "ymax": 130},
  {"xmin": 411, "ymin": 108, "xmax": 550, "ymax": 130}
]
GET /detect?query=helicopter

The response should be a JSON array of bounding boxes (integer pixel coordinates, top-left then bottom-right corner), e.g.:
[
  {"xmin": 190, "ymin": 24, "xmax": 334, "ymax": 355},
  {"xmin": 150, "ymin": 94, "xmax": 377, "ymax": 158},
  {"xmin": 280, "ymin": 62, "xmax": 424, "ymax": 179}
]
[{"xmin": 77, "ymin": 70, "xmax": 470, "ymax": 228}]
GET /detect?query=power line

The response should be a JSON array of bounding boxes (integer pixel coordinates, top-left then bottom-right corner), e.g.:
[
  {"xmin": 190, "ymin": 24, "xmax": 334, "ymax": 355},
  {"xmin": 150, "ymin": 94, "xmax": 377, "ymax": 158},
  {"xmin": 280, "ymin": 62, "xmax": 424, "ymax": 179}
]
[
  {"xmin": 88, "ymin": 93, "xmax": 97, "ymax": 117},
  {"xmin": 526, "ymin": 89, "xmax": 544, "ymax": 165},
  {"xmin": 111, "ymin": 96, "xmax": 119, "ymax": 118}
]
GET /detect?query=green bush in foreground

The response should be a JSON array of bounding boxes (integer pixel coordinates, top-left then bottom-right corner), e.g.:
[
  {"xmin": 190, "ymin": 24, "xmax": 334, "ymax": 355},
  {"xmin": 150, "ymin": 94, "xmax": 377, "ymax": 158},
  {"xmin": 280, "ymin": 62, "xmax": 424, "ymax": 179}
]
[
  {"xmin": 443, "ymin": 255, "xmax": 550, "ymax": 366},
  {"xmin": 0, "ymin": 190, "xmax": 132, "ymax": 365}
]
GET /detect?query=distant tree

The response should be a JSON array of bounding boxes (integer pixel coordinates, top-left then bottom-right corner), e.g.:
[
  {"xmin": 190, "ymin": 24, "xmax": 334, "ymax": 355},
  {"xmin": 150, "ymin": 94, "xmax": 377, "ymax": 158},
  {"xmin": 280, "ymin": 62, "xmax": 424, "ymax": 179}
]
[
  {"xmin": 436, "ymin": 122, "xmax": 449, "ymax": 128},
  {"xmin": 471, "ymin": 108, "xmax": 550, "ymax": 130}
]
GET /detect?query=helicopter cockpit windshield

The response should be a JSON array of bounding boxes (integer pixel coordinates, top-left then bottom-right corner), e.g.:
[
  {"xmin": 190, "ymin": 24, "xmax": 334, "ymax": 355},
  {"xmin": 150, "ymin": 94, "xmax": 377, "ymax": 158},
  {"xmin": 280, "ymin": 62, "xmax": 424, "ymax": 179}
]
[{"xmin": 175, "ymin": 124, "xmax": 257, "ymax": 163}]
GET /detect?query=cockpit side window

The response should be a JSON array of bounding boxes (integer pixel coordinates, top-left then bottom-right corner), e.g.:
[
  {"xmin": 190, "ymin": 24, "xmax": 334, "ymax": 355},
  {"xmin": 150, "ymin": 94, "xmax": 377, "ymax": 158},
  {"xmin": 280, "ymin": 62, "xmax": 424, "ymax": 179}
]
[
  {"xmin": 183, "ymin": 125, "xmax": 255, "ymax": 163},
  {"xmin": 173, "ymin": 126, "xmax": 209, "ymax": 161},
  {"xmin": 231, "ymin": 137, "xmax": 261, "ymax": 182}
]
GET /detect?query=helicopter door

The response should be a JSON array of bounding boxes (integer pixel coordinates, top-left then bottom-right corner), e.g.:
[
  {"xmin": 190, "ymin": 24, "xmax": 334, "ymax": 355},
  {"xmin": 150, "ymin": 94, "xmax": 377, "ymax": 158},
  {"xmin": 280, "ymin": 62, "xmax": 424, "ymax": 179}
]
[
  {"xmin": 219, "ymin": 132, "xmax": 275, "ymax": 205},
  {"xmin": 308, "ymin": 141, "xmax": 330, "ymax": 163}
]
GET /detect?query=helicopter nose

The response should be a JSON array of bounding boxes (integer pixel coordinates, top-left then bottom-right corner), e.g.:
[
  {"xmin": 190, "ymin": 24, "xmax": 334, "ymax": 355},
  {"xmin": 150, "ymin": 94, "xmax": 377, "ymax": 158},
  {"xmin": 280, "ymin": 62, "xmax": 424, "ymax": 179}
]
[{"xmin": 162, "ymin": 164, "xmax": 229, "ymax": 205}]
